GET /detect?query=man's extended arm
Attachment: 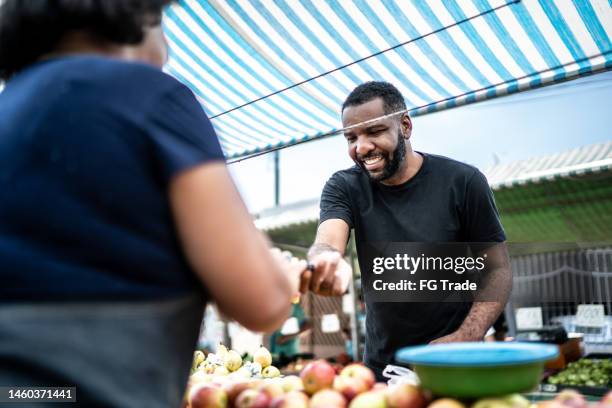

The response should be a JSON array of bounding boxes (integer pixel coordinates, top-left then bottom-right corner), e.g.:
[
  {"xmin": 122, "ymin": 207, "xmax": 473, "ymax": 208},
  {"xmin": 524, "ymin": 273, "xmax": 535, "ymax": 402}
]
[
  {"xmin": 301, "ymin": 219, "xmax": 352, "ymax": 296},
  {"xmin": 431, "ymin": 242, "xmax": 512, "ymax": 343},
  {"xmin": 308, "ymin": 242, "xmax": 344, "ymax": 257}
]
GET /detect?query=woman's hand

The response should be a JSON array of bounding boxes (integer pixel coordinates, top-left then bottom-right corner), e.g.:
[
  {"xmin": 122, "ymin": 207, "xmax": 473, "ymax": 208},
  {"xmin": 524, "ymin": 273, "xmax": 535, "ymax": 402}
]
[{"xmin": 270, "ymin": 248, "xmax": 308, "ymax": 297}]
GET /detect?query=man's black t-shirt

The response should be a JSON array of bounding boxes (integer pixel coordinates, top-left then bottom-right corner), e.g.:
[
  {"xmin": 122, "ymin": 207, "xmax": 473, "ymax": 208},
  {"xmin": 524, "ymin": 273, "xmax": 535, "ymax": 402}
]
[{"xmin": 319, "ymin": 153, "xmax": 506, "ymax": 376}]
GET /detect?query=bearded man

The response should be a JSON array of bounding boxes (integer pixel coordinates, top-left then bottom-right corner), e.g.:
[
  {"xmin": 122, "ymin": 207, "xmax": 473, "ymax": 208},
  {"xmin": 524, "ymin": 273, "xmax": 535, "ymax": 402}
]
[{"xmin": 300, "ymin": 81, "xmax": 512, "ymax": 381}]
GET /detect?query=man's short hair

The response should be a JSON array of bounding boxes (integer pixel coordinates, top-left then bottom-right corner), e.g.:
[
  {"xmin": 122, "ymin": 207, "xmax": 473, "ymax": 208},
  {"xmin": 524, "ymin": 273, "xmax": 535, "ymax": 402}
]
[
  {"xmin": 342, "ymin": 81, "xmax": 407, "ymax": 115},
  {"xmin": 0, "ymin": 0, "xmax": 174, "ymax": 80}
]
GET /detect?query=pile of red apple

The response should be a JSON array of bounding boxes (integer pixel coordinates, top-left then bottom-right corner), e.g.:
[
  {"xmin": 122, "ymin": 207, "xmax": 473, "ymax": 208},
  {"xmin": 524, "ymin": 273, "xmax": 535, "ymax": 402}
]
[
  {"xmin": 186, "ymin": 359, "xmax": 612, "ymax": 408},
  {"xmin": 187, "ymin": 360, "xmax": 426, "ymax": 408}
]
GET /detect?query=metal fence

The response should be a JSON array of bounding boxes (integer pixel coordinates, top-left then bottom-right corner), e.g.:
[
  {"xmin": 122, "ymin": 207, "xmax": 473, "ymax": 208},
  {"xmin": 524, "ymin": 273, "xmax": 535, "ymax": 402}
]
[{"xmin": 506, "ymin": 246, "xmax": 612, "ymax": 350}]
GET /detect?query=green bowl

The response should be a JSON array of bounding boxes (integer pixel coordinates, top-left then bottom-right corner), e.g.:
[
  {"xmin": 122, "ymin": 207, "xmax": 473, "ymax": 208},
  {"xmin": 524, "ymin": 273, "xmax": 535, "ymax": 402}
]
[{"xmin": 395, "ymin": 342, "xmax": 558, "ymax": 398}]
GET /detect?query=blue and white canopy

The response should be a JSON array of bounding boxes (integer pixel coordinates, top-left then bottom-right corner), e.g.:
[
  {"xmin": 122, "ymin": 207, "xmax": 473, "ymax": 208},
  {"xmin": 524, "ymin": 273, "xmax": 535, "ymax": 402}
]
[{"xmin": 163, "ymin": 0, "xmax": 612, "ymax": 159}]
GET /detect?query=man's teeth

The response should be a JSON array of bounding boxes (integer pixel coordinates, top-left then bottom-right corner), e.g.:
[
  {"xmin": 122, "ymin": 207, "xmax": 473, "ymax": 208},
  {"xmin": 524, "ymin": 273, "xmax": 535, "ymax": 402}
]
[{"xmin": 364, "ymin": 156, "xmax": 382, "ymax": 165}]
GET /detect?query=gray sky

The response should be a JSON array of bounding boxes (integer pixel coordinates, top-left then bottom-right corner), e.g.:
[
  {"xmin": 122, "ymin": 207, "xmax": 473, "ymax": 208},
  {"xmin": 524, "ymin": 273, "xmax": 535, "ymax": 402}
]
[{"xmin": 229, "ymin": 71, "xmax": 612, "ymax": 213}]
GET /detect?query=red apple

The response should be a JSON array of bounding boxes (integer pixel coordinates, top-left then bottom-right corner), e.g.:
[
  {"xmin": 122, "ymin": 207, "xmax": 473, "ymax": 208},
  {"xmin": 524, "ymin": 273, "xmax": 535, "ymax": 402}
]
[
  {"xmin": 222, "ymin": 381, "xmax": 254, "ymax": 407},
  {"xmin": 189, "ymin": 383, "xmax": 228, "ymax": 408},
  {"xmin": 300, "ymin": 360, "xmax": 336, "ymax": 395},
  {"xmin": 349, "ymin": 390, "xmax": 387, "ymax": 408},
  {"xmin": 385, "ymin": 384, "xmax": 426, "ymax": 408},
  {"xmin": 310, "ymin": 389, "xmax": 347, "ymax": 408},
  {"xmin": 235, "ymin": 389, "xmax": 270, "ymax": 408},
  {"xmin": 270, "ymin": 391, "xmax": 309, "ymax": 408},
  {"xmin": 333, "ymin": 375, "xmax": 368, "ymax": 401},
  {"xmin": 339, "ymin": 364, "xmax": 376, "ymax": 390},
  {"xmin": 372, "ymin": 383, "xmax": 388, "ymax": 392}
]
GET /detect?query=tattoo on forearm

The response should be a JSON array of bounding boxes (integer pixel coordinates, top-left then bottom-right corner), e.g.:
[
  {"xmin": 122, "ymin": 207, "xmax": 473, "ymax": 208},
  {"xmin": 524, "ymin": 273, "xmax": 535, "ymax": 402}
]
[{"xmin": 308, "ymin": 243, "xmax": 340, "ymax": 259}]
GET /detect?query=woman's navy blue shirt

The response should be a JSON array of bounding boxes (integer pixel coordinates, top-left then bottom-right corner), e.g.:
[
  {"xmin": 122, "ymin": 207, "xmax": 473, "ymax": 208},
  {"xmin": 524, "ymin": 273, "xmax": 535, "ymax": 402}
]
[{"xmin": 0, "ymin": 56, "xmax": 225, "ymax": 301}]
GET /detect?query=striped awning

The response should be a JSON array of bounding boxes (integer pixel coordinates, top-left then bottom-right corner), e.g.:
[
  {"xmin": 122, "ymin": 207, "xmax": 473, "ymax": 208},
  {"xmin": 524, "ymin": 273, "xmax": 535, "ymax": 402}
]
[
  {"xmin": 486, "ymin": 140, "xmax": 612, "ymax": 188},
  {"xmin": 163, "ymin": 0, "xmax": 612, "ymax": 159}
]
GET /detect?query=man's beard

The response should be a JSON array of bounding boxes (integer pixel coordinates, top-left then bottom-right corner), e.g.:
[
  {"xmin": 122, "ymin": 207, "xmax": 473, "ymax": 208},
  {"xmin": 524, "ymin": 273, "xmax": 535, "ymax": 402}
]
[{"xmin": 358, "ymin": 131, "xmax": 406, "ymax": 183}]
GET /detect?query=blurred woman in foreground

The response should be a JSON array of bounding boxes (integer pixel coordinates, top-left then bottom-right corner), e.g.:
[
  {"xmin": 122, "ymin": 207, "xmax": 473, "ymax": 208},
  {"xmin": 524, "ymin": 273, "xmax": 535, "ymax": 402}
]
[{"xmin": 0, "ymin": 1, "xmax": 303, "ymax": 406}]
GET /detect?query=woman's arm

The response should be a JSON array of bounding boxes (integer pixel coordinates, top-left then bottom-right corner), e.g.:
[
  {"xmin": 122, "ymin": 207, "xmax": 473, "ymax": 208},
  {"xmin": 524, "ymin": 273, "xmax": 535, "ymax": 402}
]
[{"xmin": 169, "ymin": 162, "xmax": 300, "ymax": 332}]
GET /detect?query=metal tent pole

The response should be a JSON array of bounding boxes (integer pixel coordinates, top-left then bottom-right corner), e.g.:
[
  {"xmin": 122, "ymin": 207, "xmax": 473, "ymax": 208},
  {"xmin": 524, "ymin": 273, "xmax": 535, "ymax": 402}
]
[{"xmin": 274, "ymin": 150, "xmax": 280, "ymax": 206}]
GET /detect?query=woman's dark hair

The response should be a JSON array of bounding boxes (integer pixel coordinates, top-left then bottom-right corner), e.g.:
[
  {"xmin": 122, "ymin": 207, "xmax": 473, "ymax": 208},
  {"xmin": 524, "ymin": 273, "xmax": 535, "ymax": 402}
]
[{"xmin": 0, "ymin": 0, "xmax": 174, "ymax": 80}]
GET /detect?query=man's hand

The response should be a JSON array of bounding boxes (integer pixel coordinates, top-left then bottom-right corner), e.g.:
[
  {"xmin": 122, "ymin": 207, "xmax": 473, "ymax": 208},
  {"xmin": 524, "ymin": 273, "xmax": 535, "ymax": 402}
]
[
  {"xmin": 300, "ymin": 250, "xmax": 352, "ymax": 296},
  {"xmin": 431, "ymin": 243, "xmax": 511, "ymax": 345}
]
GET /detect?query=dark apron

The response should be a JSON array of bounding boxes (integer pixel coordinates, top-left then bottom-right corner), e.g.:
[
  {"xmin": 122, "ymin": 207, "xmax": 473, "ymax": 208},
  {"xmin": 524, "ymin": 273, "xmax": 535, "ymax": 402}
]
[{"xmin": 0, "ymin": 294, "xmax": 204, "ymax": 408}]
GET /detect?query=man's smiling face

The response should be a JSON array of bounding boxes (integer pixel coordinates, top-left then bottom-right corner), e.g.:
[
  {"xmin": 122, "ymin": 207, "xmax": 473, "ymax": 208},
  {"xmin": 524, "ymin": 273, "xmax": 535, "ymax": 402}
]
[{"xmin": 342, "ymin": 97, "xmax": 409, "ymax": 183}]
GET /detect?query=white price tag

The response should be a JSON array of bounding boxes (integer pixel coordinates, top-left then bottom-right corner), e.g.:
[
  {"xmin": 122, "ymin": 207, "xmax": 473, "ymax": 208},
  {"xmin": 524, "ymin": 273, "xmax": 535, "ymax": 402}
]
[
  {"xmin": 342, "ymin": 293, "xmax": 354, "ymax": 314},
  {"xmin": 321, "ymin": 314, "xmax": 340, "ymax": 333},
  {"xmin": 515, "ymin": 307, "xmax": 543, "ymax": 330},
  {"xmin": 576, "ymin": 304, "xmax": 605, "ymax": 328},
  {"xmin": 280, "ymin": 317, "xmax": 299, "ymax": 335}
]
